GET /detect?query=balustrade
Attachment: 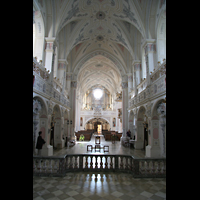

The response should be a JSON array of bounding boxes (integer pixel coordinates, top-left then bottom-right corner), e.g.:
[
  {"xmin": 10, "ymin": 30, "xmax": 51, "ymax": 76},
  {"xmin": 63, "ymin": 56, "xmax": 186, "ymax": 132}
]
[
  {"xmin": 33, "ymin": 58, "xmax": 50, "ymax": 81},
  {"xmin": 33, "ymin": 154, "xmax": 166, "ymax": 178},
  {"xmin": 137, "ymin": 79, "xmax": 147, "ymax": 94},
  {"xmin": 150, "ymin": 60, "xmax": 166, "ymax": 83}
]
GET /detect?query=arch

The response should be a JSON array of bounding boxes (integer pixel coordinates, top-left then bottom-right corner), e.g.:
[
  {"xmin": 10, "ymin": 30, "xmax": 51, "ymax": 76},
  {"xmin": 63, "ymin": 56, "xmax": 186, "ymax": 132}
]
[
  {"xmin": 33, "ymin": 95, "xmax": 48, "ymax": 154},
  {"xmin": 135, "ymin": 106, "xmax": 147, "ymax": 150},
  {"xmin": 151, "ymin": 98, "xmax": 166, "ymax": 157},
  {"xmin": 33, "ymin": 10, "xmax": 45, "ymax": 62},
  {"xmin": 52, "ymin": 104, "xmax": 62, "ymax": 118},
  {"xmin": 52, "ymin": 104, "xmax": 63, "ymax": 148},
  {"xmin": 73, "ymin": 50, "xmax": 126, "ymax": 79},
  {"xmin": 84, "ymin": 117, "xmax": 110, "ymax": 128},
  {"xmin": 128, "ymin": 110, "xmax": 134, "ymax": 138},
  {"xmin": 151, "ymin": 98, "xmax": 165, "ymax": 118},
  {"xmin": 156, "ymin": 9, "xmax": 166, "ymax": 63},
  {"xmin": 33, "ymin": 95, "xmax": 48, "ymax": 116},
  {"xmin": 137, "ymin": 106, "xmax": 146, "ymax": 120}
]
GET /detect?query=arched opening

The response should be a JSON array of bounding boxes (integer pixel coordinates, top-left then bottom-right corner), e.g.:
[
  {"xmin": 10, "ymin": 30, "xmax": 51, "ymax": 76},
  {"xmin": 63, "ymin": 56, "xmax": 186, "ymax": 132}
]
[
  {"xmin": 151, "ymin": 98, "xmax": 166, "ymax": 157},
  {"xmin": 136, "ymin": 106, "xmax": 147, "ymax": 151},
  {"xmin": 128, "ymin": 111, "xmax": 134, "ymax": 138},
  {"xmin": 51, "ymin": 104, "xmax": 64, "ymax": 149},
  {"xmin": 33, "ymin": 10, "xmax": 45, "ymax": 62},
  {"xmin": 157, "ymin": 10, "xmax": 166, "ymax": 65},
  {"xmin": 63, "ymin": 109, "xmax": 69, "ymax": 147},
  {"xmin": 33, "ymin": 96, "xmax": 48, "ymax": 155}
]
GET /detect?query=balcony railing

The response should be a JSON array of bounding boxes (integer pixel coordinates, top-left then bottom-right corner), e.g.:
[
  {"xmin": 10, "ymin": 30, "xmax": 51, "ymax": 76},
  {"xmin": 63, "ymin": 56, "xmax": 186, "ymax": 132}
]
[
  {"xmin": 33, "ymin": 57, "xmax": 50, "ymax": 81},
  {"xmin": 33, "ymin": 57, "xmax": 70, "ymax": 108},
  {"xmin": 33, "ymin": 154, "xmax": 166, "ymax": 178},
  {"xmin": 150, "ymin": 60, "xmax": 166, "ymax": 83},
  {"xmin": 129, "ymin": 60, "xmax": 166, "ymax": 108},
  {"xmin": 137, "ymin": 79, "xmax": 147, "ymax": 94}
]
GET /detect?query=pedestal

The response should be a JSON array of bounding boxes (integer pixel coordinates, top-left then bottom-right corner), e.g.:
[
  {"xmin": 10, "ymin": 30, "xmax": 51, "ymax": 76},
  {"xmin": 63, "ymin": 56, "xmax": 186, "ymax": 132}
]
[
  {"xmin": 41, "ymin": 144, "xmax": 53, "ymax": 156},
  {"xmin": 145, "ymin": 145, "xmax": 161, "ymax": 158}
]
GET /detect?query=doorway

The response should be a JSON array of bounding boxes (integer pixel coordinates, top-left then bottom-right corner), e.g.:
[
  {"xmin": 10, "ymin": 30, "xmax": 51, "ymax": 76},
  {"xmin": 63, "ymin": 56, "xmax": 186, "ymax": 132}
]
[
  {"xmin": 97, "ymin": 124, "xmax": 102, "ymax": 135},
  {"xmin": 50, "ymin": 122, "xmax": 54, "ymax": 148},
  {"xmin": 144, "ymin": 128, "xmax": 148, "ymax": 149}
]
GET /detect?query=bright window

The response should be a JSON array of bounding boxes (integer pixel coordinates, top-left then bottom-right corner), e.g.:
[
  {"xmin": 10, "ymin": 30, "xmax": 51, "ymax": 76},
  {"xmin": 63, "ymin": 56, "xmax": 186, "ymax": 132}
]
[{"xmin": 93, "ymin": 89, "xmax": 103, "ymax": 100}]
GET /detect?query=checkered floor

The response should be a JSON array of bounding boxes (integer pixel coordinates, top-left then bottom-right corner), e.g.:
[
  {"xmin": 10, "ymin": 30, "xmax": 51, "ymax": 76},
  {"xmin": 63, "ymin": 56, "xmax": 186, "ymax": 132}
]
[{"xmin": 33, "ymin": 172, "xmax": 166, "ymax": 200}]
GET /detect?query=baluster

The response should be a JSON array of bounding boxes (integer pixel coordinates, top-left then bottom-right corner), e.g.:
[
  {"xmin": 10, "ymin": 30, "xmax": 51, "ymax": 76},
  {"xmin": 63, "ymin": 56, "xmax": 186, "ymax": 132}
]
[
  {"xmin": 100, "ymin": 156, "xmax": 103, "ymax": 169},
  {"xmin": 110, "ymin": 156, "xmax": 113, "ymax": 169},
  {"xmin": 85, "ymin": 156, "xmax": 88, "ymax": 169},
  {"xmin": 69, "ymin": 156, "xmax": 72, "ymax": 169},
  {"xmin": 131, "ymin": 157, "xmax": 134, "ymax": 172},
  {"xmin": 105, "ymin": 156, "xmax": 108, "ymax": 169},
  {"xmin": 128, "ymin": 157, "xmax": 131, "ymax": 171},
  {"xmin": 146, "ymin": 160, "xmax": 150, "ymax": 174},
  {"xmin": 74, "ymin": 156, "xmax": 78, "ymax": 169},
  {"xmin": 163, "ymin": 160, "xmax": 166, "ymax": 174},
  {"xmin": 59, "ymin": 158, "xmax": 65, "ymax": 174},
  {"xmin": 152, "ymin": 161, "xmax": 156, "ymax": 174},
  {"xmin": 48, "ymin": 159, "xmax": 52, "ymax": 173},
  {"xmin": 54, "ymin": 160, "xmax": 58, "ymax": 173},
  {"xmin": 90, "ymin": 156, "xmax": 93, "ymax": 169},
  {"xmin": 157, "ymin": 161, "xmax": 161, "ymax": 174},
  {"xmin": 33, "ymin": 159, "xmax": 36, "ymax": 173},
  {"xmin": 42, "ymin": 159, "xmax": 47, "ymax": 173},
  {"xmin": 37, "ymin": 159, "xmax": 42, "ymax": 173},
  {"xmin": 65, "ymin": 156, "xmax": 69, "ymax": 169},
  {"xmin": 125, "ymin": 157, "xmax": 128, "ymax": 170},
  {"xmin": 140, "ymin": 161, "xmax": 145, "ymax": 174},
  {"xmin": 95, "ymin": 156, "xmax": 98, "ymax": 169}
]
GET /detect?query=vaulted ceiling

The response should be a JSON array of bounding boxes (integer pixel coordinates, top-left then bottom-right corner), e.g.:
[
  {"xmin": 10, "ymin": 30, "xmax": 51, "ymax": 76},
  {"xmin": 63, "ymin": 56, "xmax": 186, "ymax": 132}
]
[{"xmin": 33, "ymin": 0, "xmax": 165, "ymax": 100}]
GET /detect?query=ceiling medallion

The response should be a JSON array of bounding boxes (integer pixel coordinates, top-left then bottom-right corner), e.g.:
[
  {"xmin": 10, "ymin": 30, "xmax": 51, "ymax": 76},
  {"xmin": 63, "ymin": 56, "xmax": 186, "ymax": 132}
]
[
  {"xmin": 96, "ymin": 64, "xmax": 103, "ymax": 68},
  {"xmin": 96, "ymin": 35, "xmax": 104, "ymax": 41},
  {"xmin": 96, "ymin": 11, "xmax": 105, "ymax": 20}
]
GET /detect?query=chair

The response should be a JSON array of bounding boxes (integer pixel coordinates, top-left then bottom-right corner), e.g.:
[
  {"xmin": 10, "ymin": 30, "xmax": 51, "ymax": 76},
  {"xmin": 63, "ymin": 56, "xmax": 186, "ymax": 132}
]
[
  {"xmin": 87, "ymin": 145, "xmax": 92, "ymax": 151},
  {"xmin": 95, "ymin": 144, "xmax": 101, "ymax": 152},
  {"xmin": 103, "ymin": 145, "xmax": 109, "ymax": 152}
]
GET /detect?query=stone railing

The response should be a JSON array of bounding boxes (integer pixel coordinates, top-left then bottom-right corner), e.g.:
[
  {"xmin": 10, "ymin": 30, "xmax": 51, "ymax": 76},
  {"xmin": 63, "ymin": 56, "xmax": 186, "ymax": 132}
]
[
  {"xmin": 33, "ymin": 154, "xmax": 166, "ymax": 178},
  {"xmin": 53, "ymin": 78, "xmax": 62, "ymax": 93},
  {"xmin": 129, "ymin": 60, "xmax": 166, "ymax": 108},
  {"xmin": 33, "ymin": 57, "xmax": 50, "ymax": 81},
  {"xmin": 150, "ymin": 60, "xmax": 166, "ymax": 83},
  {"xmin": 137, "ymin": 79, "xmax": 147, "ymax": 94},
  {"xmin": 33, "ymin": 57, "xmax": 70, "ymax": 109}
]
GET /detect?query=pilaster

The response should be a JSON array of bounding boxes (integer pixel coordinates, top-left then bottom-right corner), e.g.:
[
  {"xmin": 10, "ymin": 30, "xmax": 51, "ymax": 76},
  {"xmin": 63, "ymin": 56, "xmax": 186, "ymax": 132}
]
[
  {"xmin": 143, "ymin": 39, "xmax": 157, "ymax": 86},
  {"xmin": 121, "ymin": 75, "xmax": 128, "ymax": 140}
]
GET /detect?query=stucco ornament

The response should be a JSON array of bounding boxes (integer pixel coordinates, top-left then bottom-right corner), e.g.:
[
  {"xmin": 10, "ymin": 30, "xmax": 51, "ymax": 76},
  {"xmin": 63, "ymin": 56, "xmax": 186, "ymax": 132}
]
[{"xmin": 33, "ymin": 99, "xmax": 42, "ymax": 115}]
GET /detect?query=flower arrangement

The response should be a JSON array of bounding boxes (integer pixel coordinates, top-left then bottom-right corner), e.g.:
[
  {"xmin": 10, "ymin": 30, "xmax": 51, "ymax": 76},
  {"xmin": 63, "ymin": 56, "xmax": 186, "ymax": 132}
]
[{"xmin": 79, "ymin": 134, "xmax": 85, "ymax": 141}]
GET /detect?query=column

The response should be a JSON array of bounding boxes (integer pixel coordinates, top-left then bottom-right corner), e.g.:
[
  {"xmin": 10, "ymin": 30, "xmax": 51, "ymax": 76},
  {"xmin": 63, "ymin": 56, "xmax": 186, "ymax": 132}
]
[
  {"xmin": 75, "ymin": 95, "xmax": 80, "ymax": 132},
  {"xmin": 70, "ymin": 80, "xmax": 77, "ymax": 141},
  {"xmin": 133, "ymin": 60, "xmax": 141, "ymax": 86},
  {"xmin": 44, "ymin": 37, "xmax": 55, "ymax": 73},
  {"xmin": 160, "ymin": 115, "xmax": 166, "ymax": 157},
  {"xmin": 115, "ymin": 101, "xmax": 119, "ymax": 132},
  {"xmin": 121, "ymin": 75, "xmax": 129, "ymax": 141},
  {"xmin": 144, "ymin": 40, "xmax": 157, "ymax": 86},
  {"xmin": 66, "ymin": 72, "xmax": 72, "ymax": 93},
  {"xmin": 57, "ymin": 59, "xmax": 67, "ymax": 90},
  {"xmin": 127, "ymin": 73, "xmax": 133, "ymax": 95}
]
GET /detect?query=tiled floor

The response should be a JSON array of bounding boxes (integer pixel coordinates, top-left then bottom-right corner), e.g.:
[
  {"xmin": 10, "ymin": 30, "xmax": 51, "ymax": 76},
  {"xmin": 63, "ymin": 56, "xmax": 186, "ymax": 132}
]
[
  {"xmin": 33, "ymin": 172, "xmax": 166, "ymax": 200},
  {"xmin": 53, "ymin": 133, "xmax": 146, "ymax": 159}
]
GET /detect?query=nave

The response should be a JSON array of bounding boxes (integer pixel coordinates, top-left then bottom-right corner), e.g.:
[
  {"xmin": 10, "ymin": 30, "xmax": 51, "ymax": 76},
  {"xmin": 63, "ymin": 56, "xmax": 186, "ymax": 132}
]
[{"xmin": 53, "ymin": 133, "xmax": 145, "ymax": 159}]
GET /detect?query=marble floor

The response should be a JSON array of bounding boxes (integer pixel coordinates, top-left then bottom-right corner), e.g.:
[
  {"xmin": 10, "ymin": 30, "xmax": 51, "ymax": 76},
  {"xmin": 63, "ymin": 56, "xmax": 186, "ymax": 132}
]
[
  {"xmin": 33, "ymin": 171, "xmax": 166, "ymax": 200},
  {"xmin": 34, "ymin": 134, "xmax": 166, "ymax": 199},
  {"xmin": 53, "ymin": 133, "xmax": 146, "ymax": 159}
]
